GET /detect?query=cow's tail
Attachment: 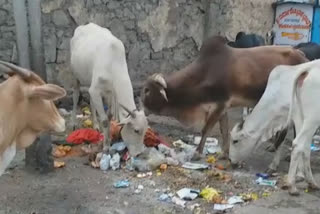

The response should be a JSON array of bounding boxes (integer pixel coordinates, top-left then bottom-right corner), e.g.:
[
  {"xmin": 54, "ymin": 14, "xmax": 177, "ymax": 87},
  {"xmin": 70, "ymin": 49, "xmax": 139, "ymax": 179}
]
[{"xmin": 286, "ymin": 65, "xmax": 310, "ymax": 128}]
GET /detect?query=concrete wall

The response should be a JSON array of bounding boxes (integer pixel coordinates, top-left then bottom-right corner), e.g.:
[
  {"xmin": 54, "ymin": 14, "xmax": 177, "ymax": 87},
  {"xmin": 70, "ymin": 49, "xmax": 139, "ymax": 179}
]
[{"xmin": 0, "ymin": 0, "xmax": 276, "ymax": 90}]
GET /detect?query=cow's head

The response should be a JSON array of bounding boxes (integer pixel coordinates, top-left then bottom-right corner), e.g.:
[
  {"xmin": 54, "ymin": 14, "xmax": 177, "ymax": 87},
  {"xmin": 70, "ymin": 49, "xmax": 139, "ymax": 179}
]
[
  {"xmin": 229, "ymin": 121, "xmax": 259, "ymax": 165},
  {"xmin": 118, "ymin": 102, "xmax": 148, "ymax": 157},
  {"xmin": 0, "ymin": 61, "xmax": 67, "ymax": 138},
  {"xmin": 141, "ymin": 73, "xmax": 168, "ymax": 114}
]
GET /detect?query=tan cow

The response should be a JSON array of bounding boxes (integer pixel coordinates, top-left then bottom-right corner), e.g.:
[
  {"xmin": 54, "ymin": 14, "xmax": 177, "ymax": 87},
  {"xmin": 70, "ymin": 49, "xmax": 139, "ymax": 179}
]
[{"xmin": 0, "ymin": 61, "xmax": 66, "ymax": 176}]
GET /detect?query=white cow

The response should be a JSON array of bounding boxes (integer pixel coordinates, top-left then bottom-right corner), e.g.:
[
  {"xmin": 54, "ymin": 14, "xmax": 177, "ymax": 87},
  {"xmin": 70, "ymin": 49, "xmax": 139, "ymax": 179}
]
[
  {"xmin": 0, "ymin": 61, "xmax": 66, "ymax": 176},
  {"xmin": 70, "ymin": 23, "xmax": 148, "ymax": 157},
  {"xmin": 229, "ymin": 59, "xmax": 320, "ymax": 195}
]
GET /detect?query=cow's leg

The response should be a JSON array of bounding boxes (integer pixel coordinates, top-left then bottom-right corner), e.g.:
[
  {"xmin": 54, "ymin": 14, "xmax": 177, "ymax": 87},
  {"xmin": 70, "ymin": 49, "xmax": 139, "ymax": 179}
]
[
  {"xmin": 219, "ymin": 112, "xmax": 229, "ymax": 159},
  {"xmin": 90, "ymin": 96, "xmax": 99, "ymax": 130},
  {"xmin": 89, "ymin": 87, "xmax": 110, "ymax": 153},
  {"xmin": 193, "ymin": 104, "xmax": 225, "ymax": 160},
  {"xmin": 287, "ymin": 123, "xmax": 315, "ymax": 195},
  {"xmin": 266, "ymin": 128, "xmax": 288, "ymax": 152},
  {"xmin": 267, "ymin": 141, "xmax": 285, "ymax": 174},
  {"xmin": 71, "ymin": 80, "xmax": 80, "ymax": 130},
  {"xmin": 302, "ymin": 124, "xmax": 320, "ymax": 190}
]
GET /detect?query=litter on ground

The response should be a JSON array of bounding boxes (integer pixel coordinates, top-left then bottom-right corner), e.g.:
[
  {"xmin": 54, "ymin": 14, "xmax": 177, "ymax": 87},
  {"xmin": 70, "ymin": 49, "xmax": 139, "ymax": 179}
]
[
  {"xmin": 213, "ymin": 204, "xmax": 234, "ymax": 211},
  {"xmin": 113, "ymin": 180, "xmax": 130, "ymax": 188},
  {"xmin": 176, "ymin": 188, "xmax": 200, "ymax": 200},
  {"xmin": 182, "ymin": 162, "xmax": 210, "ymax": 170}
]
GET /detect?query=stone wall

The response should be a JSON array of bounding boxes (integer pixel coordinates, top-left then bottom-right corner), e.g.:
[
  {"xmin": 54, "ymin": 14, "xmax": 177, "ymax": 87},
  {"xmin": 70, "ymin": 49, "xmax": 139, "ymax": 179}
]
[
  {"xmin": 0, "ymin": 0, "xmax": 16, "ymax": 63},
  {"xmin": 0, "ymin": 0, "xmax": 276, "ymax": 90}
]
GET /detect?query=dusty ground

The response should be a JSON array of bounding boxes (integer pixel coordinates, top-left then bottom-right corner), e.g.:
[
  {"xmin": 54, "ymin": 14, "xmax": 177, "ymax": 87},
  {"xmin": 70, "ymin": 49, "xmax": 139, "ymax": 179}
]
[{"xmin": 1, "ymin": 108, "xmax": 320, "ymax": 214}]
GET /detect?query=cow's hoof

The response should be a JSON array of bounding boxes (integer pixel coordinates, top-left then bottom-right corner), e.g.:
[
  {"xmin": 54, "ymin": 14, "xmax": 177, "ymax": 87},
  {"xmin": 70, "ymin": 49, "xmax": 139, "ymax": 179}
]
[
  {"xmin": 288, "ymin": 186, "xmax": 300, "ymax": 196},
  {"xmin": 308, "ymin": 182, "xmax": 320, "ymax": 190}
]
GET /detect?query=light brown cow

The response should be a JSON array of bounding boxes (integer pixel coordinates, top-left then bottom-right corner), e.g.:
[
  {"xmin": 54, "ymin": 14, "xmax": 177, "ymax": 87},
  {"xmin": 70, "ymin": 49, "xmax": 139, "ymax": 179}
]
[
  {"xmin": 0, "ymin": 61, "xmax": 67, "ymax": 176},
  {"xmin": 142, "ymin": 36, "xmax": 308, "ymax": 159}
]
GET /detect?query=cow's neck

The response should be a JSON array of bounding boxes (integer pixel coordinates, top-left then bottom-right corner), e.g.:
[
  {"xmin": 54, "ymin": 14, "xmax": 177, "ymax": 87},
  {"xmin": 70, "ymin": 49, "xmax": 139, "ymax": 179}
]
[{"xmin": 0, "ymin": 82, "xmax": 27, "ymax": 155}]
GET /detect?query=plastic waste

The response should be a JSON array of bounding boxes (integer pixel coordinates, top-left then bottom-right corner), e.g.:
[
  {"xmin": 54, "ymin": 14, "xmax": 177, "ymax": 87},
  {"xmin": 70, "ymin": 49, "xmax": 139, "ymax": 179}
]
[
  {"xmin": 240, "ymin": 192, "xmax": 258, "ymax": 201},
  {"xmin": 147, "ymin": 148, "xmax": 167, "ymax": 169},
  {"xmin": 213, "ymin": 204, "xmax": 234, "ymax": 211},
  {"xmin": 137, "ymin": 172, "xmax": 152, "ymax": 178},
  {"xmin": 227, "ymin": 196, "xmax": 244, "ymax": 205},
  {"xmin": 171, "ymin": 196, "xmax": 186, "ymax": 208},
  {"xmin": 165, "ymin": 157, "xmax": 179, "ymax": 166},
  {"xmin": 187, "ymin": 203, "xmax": 200, "ymax": 211},
  {"xmin": 113, "ymin": 180, "xmax": 130, "ymax": 188},
  {"xmin": 159, "ymin": 193, "xmax": 171, "ymax": 202},
  {"xmin": 311, "ymin": 144, "xmax": 320, "ymax": 152},
  {"xmin": 256, "ymin": 177, "xmax": 277, "ymax": 186},
  {"xmin": 175, "ymin": 148, "xmax": 196, "ymax": 164},
  {"xmin": 99, "ymin": 154, "xmax": 111, "ymax": 171},
  {"xmin": 127, "ymin": 157, "xmax": 151, "ymax": 172},
  {"xmin": 110, "ymin": 142, "xmax": 127, "ymax": 153},
  {"xmin": 134, "ymin": 184, "xmax": 144, "ymax": 194},
  {"xmin": 110, "ymin": 153, "xmax": 120, "ymax": 170},
  {"xmin": 205, "ymin": 142, "xmax": 221, "ymax": 154},
  {"xmin": 193, "ymin": 136, "xmax": 218, "ymax": 145},
  {"xmin": 200, "ymin": 187, "xmax": 220, "ymax": 201},
  {"xmin": 182, "ymin": 162, "xmax": 209, "ymax": 170},
  {"xmin": 158, "ymin": 144, "xmax": 175, "ymax": 156},
  {"xmin": 176, "ymin": 188, "xmax": 200, "ymax": 200},
  {"xmin": 256, "ymin": 173, "xmax": 269, "ymax": 179}
]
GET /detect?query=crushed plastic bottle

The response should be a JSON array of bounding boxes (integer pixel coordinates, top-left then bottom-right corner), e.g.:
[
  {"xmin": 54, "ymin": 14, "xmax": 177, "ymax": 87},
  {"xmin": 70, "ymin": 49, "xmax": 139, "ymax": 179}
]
[
  {"xmin": 110, "ymin": 153, "xmax": 120, "ymax": 170},
  {"xmin": 99, "ymin": 154, "xmax": 111, "ymax": 171}
]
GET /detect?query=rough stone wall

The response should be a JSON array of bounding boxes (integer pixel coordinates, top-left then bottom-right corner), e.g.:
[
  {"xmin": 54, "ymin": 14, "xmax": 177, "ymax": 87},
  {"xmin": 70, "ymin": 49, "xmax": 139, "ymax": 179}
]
[
  {"xmin": 208, "ymin": 0, "xmax": 277, "ymax": 40},
  {"xmin": 0, "ymin": 0, "xmax": 16, "ymax": 63},
  {"xmin": 0, "ymin": 0, "xmax": 276, "ymax": 90}
]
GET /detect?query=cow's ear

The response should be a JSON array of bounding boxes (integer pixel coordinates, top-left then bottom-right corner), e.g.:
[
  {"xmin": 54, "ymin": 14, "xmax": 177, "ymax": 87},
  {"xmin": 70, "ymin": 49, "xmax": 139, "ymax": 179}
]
[
  {"xmin": 29, "ymin": 84, "xmax": 66, "ymax": 101},
  {"xmin": 118, "ymin": 117, "xmax": 132, "ymax": 126}
]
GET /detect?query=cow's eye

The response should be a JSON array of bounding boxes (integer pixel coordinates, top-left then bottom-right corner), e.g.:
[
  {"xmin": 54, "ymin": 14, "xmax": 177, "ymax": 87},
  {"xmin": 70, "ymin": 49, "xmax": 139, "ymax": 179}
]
[
  {"xmin": 134, "ymin": 129, "xmax": 140, "ymax": 134},
  {"xmin": 233, "ymin": 140, "xmax": 239, "ymax": 144}
]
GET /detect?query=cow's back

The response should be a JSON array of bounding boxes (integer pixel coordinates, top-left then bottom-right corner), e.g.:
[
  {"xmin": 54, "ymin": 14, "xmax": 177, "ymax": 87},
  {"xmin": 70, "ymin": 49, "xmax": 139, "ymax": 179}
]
[
  {"xmin": 70, "ymin": 23, "xmax": 126, "ymax": 86},
  {"xmin": 228, "ymin": 46, "xmax": 308, "ymax": 105}
]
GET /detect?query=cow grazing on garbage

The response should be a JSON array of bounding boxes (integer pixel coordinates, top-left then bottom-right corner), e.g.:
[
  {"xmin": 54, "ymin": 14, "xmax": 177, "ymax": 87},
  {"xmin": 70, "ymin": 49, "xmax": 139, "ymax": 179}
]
[
  {"xmin": 229, "ymin": 59, "xmax": 320, "ymax": 195},
  {"xmin": 0, "ymin": 61, "xmax": 66, "ymax": 176},
  {"xmin": 70, "ymin": 23, "xmax": 148, "ymax": 157},
  {"xmin": 141, "ymin": 35, "xmax": 308, "ymax": 159}
]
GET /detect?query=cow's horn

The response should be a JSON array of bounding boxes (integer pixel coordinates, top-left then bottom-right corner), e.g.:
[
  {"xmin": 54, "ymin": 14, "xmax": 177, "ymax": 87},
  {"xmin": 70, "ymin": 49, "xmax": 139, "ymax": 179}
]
[
  {"xmin": 160, "ymin": 88, "xmax": 168, "ymax": 102},
  {"xmin": 151, "ymin": 73, "xmax": 167, "ymax": 89},
  {"xmin": 120, "ymin": 104, "xmax": 136, "ymax": 118},
  {"xmin": 0, "ymin": 60, "xmax": 31, "ymax": 79}
]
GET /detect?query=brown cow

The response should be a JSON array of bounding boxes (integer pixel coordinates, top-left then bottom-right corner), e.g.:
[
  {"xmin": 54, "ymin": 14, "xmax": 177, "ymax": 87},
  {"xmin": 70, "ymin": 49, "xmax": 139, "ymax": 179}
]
[
  {"xmin": 0, "ymin": 61, "xmax": 67, "ymax": 176},
  {"xmin": 141, "ymin": 36, "xmax": 308, "ymax": 159}
]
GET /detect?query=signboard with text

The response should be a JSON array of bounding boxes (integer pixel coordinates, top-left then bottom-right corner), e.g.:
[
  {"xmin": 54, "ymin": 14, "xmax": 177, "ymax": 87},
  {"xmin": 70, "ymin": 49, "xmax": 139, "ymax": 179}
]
[{"xmin": 273, "ymin": 3, "xmax": 314, "ymax": 45}]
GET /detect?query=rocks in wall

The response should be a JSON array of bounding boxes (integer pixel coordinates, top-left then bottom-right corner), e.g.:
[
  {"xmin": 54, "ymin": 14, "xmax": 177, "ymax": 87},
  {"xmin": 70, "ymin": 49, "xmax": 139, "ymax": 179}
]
[
  {"xmin": 0, "ymin": 0, "xmax": 276, "ymax": 88},
  {"xmin": 138, "ymin": 0, "xmax": 204, "ymax": 52},
  {"xmin": 0, "ymin": 0, "xmax": 16, "ymax": 63}
]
